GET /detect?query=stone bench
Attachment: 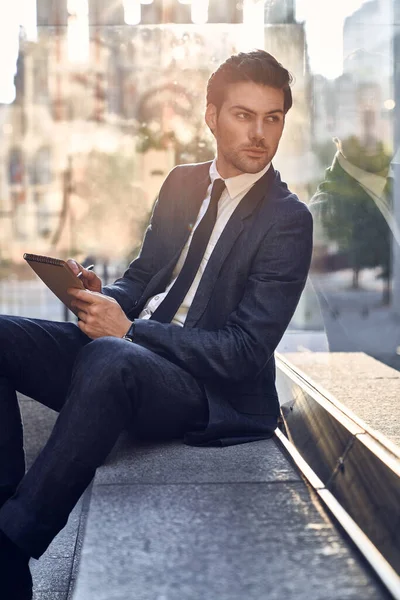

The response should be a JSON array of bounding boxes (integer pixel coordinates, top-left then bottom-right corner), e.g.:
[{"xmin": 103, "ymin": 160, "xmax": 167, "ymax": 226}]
[{"xmin": 71, "ymin": 434, "xmax": 387, "ymax": 600}]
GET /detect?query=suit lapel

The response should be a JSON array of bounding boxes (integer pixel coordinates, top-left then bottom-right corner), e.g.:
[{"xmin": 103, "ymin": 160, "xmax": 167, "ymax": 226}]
[
  {"xmin": 180, "ymin": 164, "xmax": 212, "ymax": 244},
  {"xmin": 185, "ymin": 165, "xmax": 276, "ymax": 327},
  {"xmin": 141, "ymin": 163, "xmax": 212, "ymax": 300}
]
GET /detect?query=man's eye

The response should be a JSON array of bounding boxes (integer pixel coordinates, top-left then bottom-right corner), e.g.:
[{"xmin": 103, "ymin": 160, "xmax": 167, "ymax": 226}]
[
  {"xmin": 266, "ymin": 116, "xmax": 279, "ymax": 123},
  {"xmin": 237, "ymin": 113, "xmax": 250, "ymax": 119}
]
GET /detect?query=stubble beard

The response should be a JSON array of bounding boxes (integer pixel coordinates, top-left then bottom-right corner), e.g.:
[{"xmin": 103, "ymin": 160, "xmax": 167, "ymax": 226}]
[{"xmin": 224, "ymin": 147, "xmax": 271, "ymax": 175}]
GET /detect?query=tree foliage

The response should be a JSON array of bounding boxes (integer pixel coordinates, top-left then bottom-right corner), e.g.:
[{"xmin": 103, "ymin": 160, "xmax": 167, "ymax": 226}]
[{"xmin": 310, "ymin": 137, "xmax": 392, "ymax": 296}]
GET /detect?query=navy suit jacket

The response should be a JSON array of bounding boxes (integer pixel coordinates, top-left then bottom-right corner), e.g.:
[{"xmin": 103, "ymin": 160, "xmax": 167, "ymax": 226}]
[{"xmin": 103, "ymin": 161, "xmax": 313, "ymax": 446}]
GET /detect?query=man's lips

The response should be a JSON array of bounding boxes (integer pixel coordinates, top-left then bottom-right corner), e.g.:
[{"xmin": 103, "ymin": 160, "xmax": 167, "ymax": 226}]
[{"xmin": 244, "ymin": 148, "xmax": 267, "ymax": 156}]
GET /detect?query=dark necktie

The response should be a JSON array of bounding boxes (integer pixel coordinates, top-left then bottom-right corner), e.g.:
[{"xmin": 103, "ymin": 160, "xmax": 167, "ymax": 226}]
[{"xmin": 151, "ymin": 178, "xmax": 226, "ymax": 323}]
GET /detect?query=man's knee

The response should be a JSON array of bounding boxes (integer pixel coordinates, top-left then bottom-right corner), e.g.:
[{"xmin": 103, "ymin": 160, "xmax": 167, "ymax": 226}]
[
  {"xmin": 70, "ymin": 337, "xmax": 145, "ymax": 418},
  {"xmin": 75, "ymin": 336, "xmax": 130, "ymax": 362},
  {"xmin": 0, "ymin": 316, "xmax": 23, "ymax": 364},
  {"xmin": 0, "ymin": 315, "xmax": 18, "ymax": 339},
  {"xmin": 72, "ymin": 337, "xmax": 145, "ymax": 387}
]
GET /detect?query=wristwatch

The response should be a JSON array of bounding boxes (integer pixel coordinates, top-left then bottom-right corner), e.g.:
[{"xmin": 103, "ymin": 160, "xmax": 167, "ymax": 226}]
[{"xmin": 122, "ymin": 321, "xmax": 136, "ymax": 342}]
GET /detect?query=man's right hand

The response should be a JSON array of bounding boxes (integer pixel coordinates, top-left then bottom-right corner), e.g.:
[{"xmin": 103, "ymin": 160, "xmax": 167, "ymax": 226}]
[{"xmin": 67, "ymin": 259, "xmax": 102, "ymax": 293}]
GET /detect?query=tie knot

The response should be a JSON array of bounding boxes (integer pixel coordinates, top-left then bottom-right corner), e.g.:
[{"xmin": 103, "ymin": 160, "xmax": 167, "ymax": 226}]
[{"xmin": 211, "ymin": 178, "xmax": 226, "ymax": 203}]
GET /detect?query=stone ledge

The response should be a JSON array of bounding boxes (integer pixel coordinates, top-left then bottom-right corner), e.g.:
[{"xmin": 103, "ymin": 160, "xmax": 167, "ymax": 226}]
[
  {"xmin": 92, "ymin": 437, "xmax": 301, "ymax": 486},
  {"xmin": 280, "ymin": 352, "xmax": 400, "ymax": 447},
  {"xmin": 276, "ymin": 352, "xmax": 400, "ymax": 577},
  {"xmin": 71, "ymin": 437, "xmax": 388, "ymax": 600}
]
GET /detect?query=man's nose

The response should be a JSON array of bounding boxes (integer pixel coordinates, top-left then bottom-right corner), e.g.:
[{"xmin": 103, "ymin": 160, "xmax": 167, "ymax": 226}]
[{"xmin": 249, "ymin": 120, "xmax": 265, "ymax": 143}]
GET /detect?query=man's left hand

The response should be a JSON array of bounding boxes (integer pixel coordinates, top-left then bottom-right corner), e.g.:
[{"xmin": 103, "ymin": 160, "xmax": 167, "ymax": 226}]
[{"xmin": 68, "ymin": 288, "xmax": 132, "ymax": 339}]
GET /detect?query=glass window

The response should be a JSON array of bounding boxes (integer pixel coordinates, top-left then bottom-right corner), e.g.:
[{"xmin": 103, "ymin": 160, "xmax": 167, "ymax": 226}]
[
  {"xmin": 0, "ymin": 0, "xmax": 398, "ymax": 379},
  {"xmin": 30, "ymin": 147, "xmax": 52, "ymax": 185},
  {"xmin": 8, "ymin": 148, "xmax": 24, "ymax": 185}
]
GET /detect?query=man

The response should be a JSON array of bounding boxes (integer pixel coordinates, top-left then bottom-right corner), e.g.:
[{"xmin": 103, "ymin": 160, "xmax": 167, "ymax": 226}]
[{"xmin": 0, "ymin": 50, "xmax": 312, "ymax": 598}]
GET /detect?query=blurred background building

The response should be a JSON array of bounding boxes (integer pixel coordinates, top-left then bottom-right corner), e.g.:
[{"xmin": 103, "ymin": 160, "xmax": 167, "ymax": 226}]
[
  {"xmin": 0, "ymin": 0, "xmax": 311, "ymax": 264},
  {"xmin": 0, "ymin": 0, "xmax": 399, "ymax": 370}
]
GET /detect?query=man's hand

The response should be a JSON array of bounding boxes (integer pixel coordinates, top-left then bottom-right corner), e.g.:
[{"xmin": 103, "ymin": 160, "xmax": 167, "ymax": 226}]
[
  {"xmin": 67, "ymin": 259, "xmax": 102, "ymax": 293},
  {"xmin": 68, "ymin": 288, "xmax": 132, "ymax": 339}
]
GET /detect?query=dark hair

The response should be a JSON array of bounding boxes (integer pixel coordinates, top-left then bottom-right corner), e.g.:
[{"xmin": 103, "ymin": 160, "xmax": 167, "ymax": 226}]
[{"xmin": 207, "ymin": 50, "xmax": 293, "ymax": 114}]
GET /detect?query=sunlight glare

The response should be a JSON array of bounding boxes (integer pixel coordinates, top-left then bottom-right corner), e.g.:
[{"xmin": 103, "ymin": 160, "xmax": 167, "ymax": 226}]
[
  {"xmin": 0, "ymin": 1, "xmax": 20, "ymax": 103},
  {"xmin": 67, "ymin": 0, "xmax": 89, "ymax": 64},
  {"xmin": 295, "ymin": 0, "xmax": 370, "ymax": 78},
  {"xmin": 240, "ymin": 0, "xmax": 265, "ymax": 51},
  {"xmin": 124, "ymin": 0, "xmax": 141, "ymax": 25},
  {"xmin": 191, "ymin": 0, "xmax": 209, "ymax": 24}
]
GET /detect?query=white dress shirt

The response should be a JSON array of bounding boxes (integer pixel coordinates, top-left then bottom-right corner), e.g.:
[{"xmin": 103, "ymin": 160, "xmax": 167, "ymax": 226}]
[{"xmin": 139, "ymin": 159, "xmax": 271, "ymax": 326}]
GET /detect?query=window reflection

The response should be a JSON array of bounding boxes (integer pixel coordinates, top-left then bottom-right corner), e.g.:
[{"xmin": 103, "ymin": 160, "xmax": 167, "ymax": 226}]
[{"xmin": 0, "ymin": 0, "xmax": 398, "ymax": 372}]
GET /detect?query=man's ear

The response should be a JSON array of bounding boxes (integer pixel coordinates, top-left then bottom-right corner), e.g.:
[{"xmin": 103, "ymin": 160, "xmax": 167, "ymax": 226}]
[{"xmin": 205, "ymin": 103, "xmax": 217, "ymax": 134}]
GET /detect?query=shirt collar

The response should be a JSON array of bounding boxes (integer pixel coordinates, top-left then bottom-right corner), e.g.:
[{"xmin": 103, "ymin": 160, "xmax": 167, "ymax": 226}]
[
  {"xmin": 209, "ymin": 158, "xmax": 271, "ymax": 199},
  {"xmin": 336, "ymin": 151, "xmax": 388, "ymax": 198}
]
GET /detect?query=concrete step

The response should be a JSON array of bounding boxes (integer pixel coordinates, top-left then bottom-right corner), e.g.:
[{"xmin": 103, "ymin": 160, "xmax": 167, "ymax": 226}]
[{"xmin": 71, "ymin": 436, "xmax": 389, "ymax": 600}]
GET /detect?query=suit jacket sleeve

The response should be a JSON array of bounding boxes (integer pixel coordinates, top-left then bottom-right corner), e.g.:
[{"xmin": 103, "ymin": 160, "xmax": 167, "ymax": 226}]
[
  {"xmin": 101, "ymin": 168, "xmax": 176, "ymax": 313},
  {"xmin": 133, "ymin": 206, "xmax": 313, "ymax": 382}
]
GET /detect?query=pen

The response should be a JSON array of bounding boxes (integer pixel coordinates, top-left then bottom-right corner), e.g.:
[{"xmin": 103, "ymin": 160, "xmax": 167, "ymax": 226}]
[{"xmin": 77, "ymin": 264, "xmax": 95, "ymax": 279}]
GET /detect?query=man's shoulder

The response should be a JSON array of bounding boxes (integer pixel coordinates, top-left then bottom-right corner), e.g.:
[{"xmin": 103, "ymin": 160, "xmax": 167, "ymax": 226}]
[
  {"xmin": 167, "ymin": 160, "xmax": 213, "ymax": 181},
  {"xmin": 271, "ymin": 169, "xmax": 311, "ymax": 216},
  {"xmin": 175, "ymin": 160, "xmax": 213, "ymax": 170}
]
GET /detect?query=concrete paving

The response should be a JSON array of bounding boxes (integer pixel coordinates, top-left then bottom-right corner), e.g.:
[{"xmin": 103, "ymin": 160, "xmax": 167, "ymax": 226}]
[
  {"xmin": 72, "ymin": 436, "xmax": 390, "ymax": 600},
  {"xmin": 308, "ymin": 268, "xmax": 400, "ymax": 371}
]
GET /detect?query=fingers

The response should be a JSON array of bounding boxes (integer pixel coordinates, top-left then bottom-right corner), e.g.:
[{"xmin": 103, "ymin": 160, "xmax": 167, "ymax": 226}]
[
  {"xmin": 77, "ymin": 310, "xmax": 87, "ymax": 321},
  {"xmin": 80, "ymin": 269, "xmax": 97, "ymax": 284},
  {"xmin": 67, "ymin": 259, "xmax": 102, "ymax": 291},
  {"xmin": 80, "ymin": 270, "xmax": 102, "ymax": 292},
  {"xmin": 67, "ymin": 259, "xmax": 83, "ymax": 275},
  {"xmin": 85, "ymin": 269, "xmax": 98, "ymax": 281},
  {"xmin": 74, "ymin": 294, "xmax": 127, "ymax": 339},
  {"xmin": 72, "ymin": 296, "xmax": 90, "ymax": 309},
  {"xmin": 68, "ymin": 288, "xmax": 97, "ymax": 302},
  {"xmin": 69, "ymin": 289, "xmax": 114, "ymax": 306},
  {"xmin": 77, "ymin": 319, "xmax": 93, "ymax": 338}
]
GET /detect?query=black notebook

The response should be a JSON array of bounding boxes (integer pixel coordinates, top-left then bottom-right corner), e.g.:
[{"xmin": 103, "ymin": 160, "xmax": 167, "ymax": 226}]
[{"xmin": 24, "ymin": 253, "xmax": 84, "ymax": 316}]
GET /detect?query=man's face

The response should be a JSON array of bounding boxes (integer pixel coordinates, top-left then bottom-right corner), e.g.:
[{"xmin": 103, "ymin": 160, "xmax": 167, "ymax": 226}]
[{"xmin": 205, "ymin": 81, "xmax": 286, "ymax": 178}]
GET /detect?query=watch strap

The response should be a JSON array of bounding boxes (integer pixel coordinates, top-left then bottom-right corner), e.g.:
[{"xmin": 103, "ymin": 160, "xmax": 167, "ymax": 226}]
[{"xmin": 122, "ymin": 321, "xmax": 136, "ymax": 342}]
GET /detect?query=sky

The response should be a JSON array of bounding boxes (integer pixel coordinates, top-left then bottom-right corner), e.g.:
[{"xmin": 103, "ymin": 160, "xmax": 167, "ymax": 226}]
[{"xmin": 0, "ymin": 0, "xmax": 370, "ymax": 104}]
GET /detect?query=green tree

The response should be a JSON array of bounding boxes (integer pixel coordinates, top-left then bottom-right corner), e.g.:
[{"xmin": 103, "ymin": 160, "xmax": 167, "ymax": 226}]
[{"xmin": 310, "ymin": 137, "xmax": 392, "ymax": 303}]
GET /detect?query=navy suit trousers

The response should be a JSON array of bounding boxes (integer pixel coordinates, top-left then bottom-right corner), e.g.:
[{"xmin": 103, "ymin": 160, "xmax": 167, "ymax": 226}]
[{"xmin": 0, "ymin": 315, "xmax": 208, "ymax": 558}]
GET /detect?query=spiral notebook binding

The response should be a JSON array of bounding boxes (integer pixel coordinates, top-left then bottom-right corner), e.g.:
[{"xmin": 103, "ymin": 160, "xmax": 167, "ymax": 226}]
[{"xmin": 24, "ymin": 253, "xmax": 64, "ymax": 267}]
